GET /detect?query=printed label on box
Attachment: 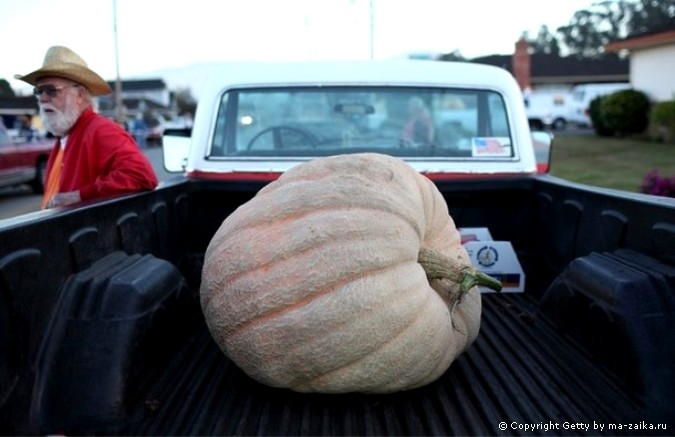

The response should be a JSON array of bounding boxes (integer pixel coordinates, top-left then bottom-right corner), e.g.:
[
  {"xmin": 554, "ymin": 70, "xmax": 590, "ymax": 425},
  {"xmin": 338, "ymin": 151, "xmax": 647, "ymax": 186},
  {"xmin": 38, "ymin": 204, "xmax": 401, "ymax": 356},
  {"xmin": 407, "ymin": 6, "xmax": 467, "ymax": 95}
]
[{"xmin": 464, "ymin": 241, "xmax": 525, "ymax": 293}]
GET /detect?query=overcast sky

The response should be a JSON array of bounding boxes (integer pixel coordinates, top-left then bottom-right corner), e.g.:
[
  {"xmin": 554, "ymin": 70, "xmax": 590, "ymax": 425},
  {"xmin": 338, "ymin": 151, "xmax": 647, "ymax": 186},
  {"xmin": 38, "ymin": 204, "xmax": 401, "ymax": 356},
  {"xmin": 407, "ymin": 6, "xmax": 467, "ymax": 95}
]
[{"xmin": 3, "ymin": 0, "xmax": 594, "ymax": 95}]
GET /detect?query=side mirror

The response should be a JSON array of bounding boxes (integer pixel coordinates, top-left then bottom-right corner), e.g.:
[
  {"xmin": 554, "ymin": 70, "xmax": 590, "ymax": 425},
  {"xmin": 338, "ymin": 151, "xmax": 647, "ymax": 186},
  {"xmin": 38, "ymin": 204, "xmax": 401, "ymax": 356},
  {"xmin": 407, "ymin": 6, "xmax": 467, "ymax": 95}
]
[
  {"xmin": 531, "ymin": 130, "xmax": 553, "ymax": 174},
  {"xmin": 162, "ymin": 132, "xmax": 191, "ymax": 173}
]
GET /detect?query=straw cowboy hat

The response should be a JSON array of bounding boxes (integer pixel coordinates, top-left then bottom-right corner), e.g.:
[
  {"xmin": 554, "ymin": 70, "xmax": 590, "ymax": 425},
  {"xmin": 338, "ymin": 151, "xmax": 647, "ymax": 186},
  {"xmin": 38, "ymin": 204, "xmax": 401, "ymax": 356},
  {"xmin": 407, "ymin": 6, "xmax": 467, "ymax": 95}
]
[{"xmin": 15, "ymin": 46, "xmax": 112, "ymax": 96}]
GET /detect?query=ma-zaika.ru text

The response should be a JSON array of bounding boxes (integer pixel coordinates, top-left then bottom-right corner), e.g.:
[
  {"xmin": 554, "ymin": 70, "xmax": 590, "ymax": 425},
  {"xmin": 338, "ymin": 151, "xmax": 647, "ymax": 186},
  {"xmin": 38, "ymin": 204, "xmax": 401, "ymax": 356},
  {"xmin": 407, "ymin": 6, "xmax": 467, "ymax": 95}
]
[{"xmin": 506, "ymin": 421, "xmax": 666, "ymax": 432}]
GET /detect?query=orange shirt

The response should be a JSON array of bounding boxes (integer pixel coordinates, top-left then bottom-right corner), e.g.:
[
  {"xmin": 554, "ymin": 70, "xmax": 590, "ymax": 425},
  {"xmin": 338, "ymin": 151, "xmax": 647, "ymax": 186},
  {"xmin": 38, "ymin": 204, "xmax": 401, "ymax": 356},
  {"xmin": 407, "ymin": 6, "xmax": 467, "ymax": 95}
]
[{"xmin": 41, "ymin": 139, "xmax": 63, "ymax": 209}]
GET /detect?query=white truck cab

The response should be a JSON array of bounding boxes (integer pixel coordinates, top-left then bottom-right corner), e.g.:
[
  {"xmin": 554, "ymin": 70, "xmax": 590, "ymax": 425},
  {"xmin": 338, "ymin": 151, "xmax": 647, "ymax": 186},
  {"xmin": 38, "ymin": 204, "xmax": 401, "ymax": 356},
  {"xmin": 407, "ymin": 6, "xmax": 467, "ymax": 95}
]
[{"xmin": 163, "ymin": 60, "xmax": 550, "ymax": 180}]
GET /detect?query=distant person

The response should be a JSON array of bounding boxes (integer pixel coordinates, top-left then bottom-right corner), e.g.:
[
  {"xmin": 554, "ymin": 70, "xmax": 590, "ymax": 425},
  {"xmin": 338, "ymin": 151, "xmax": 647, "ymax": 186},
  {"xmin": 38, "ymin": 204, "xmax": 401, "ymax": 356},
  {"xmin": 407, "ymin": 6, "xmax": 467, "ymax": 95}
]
[
  {"xmin": 402, "ymin": 96, "xmax": 434, "ymax": 144},
  {"xmin": 132, "ymin": 113, "xmax": 148, "ymax": 149},
  {"xmin": 14, "ymin": 45, "xmax": 158, "ymax": 209},
  {"xmin": 30, "ymin": 114, "xmax": 45, "ymax": 140},
  {"xmin": 17, "ymin": 114, "xmax": 34, "ymax": 142},
  {"xmin": 184, "ymin": 112, "xmax": 193, "ymax": 129}
]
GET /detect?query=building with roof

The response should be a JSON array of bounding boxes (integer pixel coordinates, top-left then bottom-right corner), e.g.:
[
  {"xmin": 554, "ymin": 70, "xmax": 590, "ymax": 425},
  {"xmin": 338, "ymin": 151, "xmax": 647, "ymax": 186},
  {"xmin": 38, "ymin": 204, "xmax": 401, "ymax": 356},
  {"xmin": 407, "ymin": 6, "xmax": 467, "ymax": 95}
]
[
  {"xmin": 606, "ymin": 23, "xmax": 675, "ymax": 102},
  {"xmin": 97, "ymin": 78, "xmax": 176, "ymax": 121},
  {"xmin": 1, "ymin": 78, "xmax": 176, "ymax": 128},
  {"xmin": 470, "ymin": 38, "xmax": 629, "ymax": 94}
]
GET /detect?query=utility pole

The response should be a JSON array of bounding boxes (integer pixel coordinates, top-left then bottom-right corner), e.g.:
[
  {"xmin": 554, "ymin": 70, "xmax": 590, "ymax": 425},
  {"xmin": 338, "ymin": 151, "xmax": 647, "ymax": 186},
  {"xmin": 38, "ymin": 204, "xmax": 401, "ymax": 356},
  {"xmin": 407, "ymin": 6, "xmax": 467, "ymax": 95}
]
[{"xmin": 113, "ymin": 0, "xmax": 124, "ymax": 125}]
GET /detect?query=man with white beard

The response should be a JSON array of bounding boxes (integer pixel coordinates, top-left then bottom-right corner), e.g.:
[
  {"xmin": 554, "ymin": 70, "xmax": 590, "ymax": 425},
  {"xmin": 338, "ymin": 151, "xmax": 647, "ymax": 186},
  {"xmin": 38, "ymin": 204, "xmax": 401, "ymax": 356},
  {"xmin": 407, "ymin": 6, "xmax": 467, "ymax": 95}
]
[{"xmin": 14, "ymin": 46, "xmax": 158, "ymax": 209}]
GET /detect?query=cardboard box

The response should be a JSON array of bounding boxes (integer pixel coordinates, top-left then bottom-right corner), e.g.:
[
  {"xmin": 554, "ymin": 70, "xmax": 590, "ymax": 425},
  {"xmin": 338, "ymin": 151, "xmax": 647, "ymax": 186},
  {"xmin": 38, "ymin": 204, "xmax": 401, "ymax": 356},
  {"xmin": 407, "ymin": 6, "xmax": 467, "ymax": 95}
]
[{"xmin": 459, "ymin": 228, "xmax": 525, "ymax": 293}]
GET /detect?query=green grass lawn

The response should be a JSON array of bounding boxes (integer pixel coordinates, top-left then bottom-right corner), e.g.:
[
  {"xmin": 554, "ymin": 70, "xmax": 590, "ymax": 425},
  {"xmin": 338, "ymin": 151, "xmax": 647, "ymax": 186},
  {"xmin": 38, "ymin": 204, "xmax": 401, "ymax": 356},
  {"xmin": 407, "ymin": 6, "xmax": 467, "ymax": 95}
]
[{"xmin": 548, "ymin": 133, "xmax": 675, "ymax": 193}]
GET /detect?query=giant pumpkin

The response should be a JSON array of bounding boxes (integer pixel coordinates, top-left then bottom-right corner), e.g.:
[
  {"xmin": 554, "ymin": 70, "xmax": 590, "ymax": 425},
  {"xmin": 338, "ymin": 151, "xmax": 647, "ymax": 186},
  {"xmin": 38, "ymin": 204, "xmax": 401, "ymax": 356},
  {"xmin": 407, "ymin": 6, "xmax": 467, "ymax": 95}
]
[{"xmin": 200, "ymin": 153, "xmax": 500, "ymax": 394}]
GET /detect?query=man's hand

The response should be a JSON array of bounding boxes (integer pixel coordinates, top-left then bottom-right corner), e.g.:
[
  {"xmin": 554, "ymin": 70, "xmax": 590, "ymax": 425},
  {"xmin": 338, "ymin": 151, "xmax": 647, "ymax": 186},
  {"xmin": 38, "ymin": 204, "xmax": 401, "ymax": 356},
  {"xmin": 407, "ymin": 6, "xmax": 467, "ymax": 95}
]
[{"xmin": 46, "ymin": 190, "xmax": 81, "ymax": 209}]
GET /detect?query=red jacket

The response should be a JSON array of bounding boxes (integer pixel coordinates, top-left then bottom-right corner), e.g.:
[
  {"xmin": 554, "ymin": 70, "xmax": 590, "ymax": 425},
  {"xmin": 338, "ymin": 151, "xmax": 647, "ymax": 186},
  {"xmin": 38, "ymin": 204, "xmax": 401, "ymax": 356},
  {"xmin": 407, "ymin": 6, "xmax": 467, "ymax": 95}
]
[{"xmin": 46, "ymin": 108, "xmax": 159, "ymax": 201}]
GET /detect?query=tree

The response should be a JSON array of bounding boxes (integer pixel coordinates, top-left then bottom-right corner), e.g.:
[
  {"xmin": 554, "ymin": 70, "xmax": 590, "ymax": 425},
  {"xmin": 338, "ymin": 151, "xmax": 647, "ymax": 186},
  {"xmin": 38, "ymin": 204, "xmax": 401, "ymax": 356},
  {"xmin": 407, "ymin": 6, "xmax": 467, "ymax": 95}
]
[
  {"xmin": 557, "ymin": 0, "xmax": 675, "ymax": 58},
  {"xmin": 557, "ymin": 1, "xmax": 632, "ymax": 58},
  {"xmin": 173, "ymin": 87, "xmax": 197, "ymax": 117},
  {"xmin": 529, "ymin": 25, "xmax": 561, "ymax": 56},
  {"xmin": 441, "ymin": 0, "xmax": 674, "ymax": 62},
  {"xmin": 0, "ymin": 79, "xmax": 16, "ymax": 97},
  {"xmin": 627, "ymin": 0, "xmax": 675, "ymax": 34},
  {"xmin": 437, "ymin": 50, "xmax": 466, "ymax": 62}
]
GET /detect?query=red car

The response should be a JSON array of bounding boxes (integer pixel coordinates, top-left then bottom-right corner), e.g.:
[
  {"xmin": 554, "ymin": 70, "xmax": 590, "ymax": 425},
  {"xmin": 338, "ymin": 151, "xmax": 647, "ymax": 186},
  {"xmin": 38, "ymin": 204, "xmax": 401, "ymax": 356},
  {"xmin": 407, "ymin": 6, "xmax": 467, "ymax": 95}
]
[{"xmin": 0, "ymin": 121, "xmax": 54, "ymax": 193}]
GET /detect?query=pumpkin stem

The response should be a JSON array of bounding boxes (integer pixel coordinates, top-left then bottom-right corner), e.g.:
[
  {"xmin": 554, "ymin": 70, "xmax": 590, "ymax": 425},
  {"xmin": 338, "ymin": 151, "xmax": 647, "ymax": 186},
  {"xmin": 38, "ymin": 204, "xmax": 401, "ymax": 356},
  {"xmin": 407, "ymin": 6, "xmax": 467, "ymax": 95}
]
[{"xmin": 418, "ymin": 247, "xmax": 502, "ymax": 294}]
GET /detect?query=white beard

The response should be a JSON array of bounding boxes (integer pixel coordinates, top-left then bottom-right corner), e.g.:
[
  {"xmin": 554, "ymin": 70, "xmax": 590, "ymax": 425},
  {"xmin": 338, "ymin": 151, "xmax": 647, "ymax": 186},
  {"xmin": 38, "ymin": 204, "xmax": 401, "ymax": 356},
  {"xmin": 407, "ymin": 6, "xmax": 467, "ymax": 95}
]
[{"xmin": 40, "ymin": 96, "xmax": 82, "ymax": 137}]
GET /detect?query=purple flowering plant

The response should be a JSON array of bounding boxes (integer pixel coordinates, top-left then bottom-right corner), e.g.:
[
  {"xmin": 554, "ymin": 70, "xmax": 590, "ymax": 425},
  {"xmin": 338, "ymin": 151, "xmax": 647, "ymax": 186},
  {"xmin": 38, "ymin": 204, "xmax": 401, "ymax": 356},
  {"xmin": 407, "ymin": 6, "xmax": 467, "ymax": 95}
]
[{"xmin": 640, "ymin": 168, "xmax": 675, "ymax": 198}]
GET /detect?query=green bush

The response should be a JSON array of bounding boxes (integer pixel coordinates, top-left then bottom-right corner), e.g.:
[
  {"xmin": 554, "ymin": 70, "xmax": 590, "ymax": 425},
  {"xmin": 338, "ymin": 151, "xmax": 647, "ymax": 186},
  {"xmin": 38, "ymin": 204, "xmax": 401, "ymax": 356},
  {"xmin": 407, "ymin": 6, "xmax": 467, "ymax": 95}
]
[
  {"xmin": 589, "ymin": 95, "xmax": 614, "ymax": 137},
  {"xmin": 601, "ymin": 89, "xmax": 651, "ymax": 136},
  {"xmin": 650, "ymin": 100, "xmax": 675, "ymax": 142}
]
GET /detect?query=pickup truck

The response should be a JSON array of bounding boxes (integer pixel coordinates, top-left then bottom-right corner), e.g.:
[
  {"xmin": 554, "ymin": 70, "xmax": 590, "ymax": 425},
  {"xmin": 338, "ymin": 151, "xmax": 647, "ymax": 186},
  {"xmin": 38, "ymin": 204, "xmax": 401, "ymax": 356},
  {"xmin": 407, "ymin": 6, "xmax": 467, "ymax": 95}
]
[
  {"xmin": 0, "ymin": 60, "xmax": 673, "ymax": 436},
  {"xmin": 0, "ymin": 120, "xmax": 53, "ymax": 193}
]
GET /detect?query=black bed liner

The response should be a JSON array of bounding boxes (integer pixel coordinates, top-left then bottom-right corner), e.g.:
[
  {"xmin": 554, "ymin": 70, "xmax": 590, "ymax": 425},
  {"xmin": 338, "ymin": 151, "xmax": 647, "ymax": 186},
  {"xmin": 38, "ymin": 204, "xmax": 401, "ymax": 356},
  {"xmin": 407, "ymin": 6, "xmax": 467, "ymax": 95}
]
[
  {"xmin": 19, "ymin": 250, "xmax": 670, "ymax": 436},
  {"xmin": 119, "ymin": 294, "xmax": 657, "ymax": 436}
]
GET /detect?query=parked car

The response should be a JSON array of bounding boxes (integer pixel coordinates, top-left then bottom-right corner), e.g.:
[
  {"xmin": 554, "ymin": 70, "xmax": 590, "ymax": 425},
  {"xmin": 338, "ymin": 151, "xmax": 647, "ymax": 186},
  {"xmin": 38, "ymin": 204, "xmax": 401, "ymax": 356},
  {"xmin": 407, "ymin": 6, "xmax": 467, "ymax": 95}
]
[
  {"xmin": 143, "ymin": 112, "xmax": 166, "ymax": 146},
  {"xmin": 0, "ymin": 120, "xmax": 54, "ymax": 193}
]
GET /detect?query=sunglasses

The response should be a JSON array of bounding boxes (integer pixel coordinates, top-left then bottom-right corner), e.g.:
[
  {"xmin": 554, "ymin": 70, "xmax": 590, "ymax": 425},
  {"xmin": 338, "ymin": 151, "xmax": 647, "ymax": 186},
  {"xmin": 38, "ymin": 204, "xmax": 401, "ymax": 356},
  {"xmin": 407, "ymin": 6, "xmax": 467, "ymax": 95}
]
[{"xmin": 33, "ymin": 84, "xmax": 79, "ymax": 98}]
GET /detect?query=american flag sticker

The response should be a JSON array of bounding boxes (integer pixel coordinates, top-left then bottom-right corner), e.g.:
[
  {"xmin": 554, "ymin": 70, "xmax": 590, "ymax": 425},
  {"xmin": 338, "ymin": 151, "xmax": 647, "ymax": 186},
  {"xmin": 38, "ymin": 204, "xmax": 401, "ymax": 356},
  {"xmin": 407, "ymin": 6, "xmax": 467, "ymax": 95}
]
[{"xmin": 472, "ymin": 137, "xmax": 511, "ymax": 157}]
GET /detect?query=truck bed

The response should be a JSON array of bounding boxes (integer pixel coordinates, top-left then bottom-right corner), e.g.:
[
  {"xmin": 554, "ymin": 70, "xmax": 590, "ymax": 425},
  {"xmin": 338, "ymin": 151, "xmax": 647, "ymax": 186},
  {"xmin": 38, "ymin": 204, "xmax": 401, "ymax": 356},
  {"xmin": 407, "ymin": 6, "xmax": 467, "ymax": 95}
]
[
  {"xmin": 119, "ymin": 293, "xmax": 648, "ymax": 436},
  {"xmin": 1, "ymin": 177, "xmax": 674, "ymax": 435}
]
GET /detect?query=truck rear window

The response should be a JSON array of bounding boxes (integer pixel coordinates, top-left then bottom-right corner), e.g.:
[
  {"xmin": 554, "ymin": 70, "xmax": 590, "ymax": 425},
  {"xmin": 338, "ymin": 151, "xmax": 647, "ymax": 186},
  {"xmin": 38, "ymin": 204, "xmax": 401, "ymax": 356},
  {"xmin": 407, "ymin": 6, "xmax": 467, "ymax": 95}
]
[{"xmin": 208, "ymin": 86, "xmax": 513, "ymax": 159}]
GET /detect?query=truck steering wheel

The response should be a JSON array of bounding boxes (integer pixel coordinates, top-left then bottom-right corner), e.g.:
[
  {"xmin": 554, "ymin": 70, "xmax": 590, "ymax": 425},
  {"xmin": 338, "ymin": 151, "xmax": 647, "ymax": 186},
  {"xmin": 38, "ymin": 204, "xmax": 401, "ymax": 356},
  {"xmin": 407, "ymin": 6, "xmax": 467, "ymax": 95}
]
[{"xmin": 246, "ymin": 126, "xmax": 317, "ymax": 150}]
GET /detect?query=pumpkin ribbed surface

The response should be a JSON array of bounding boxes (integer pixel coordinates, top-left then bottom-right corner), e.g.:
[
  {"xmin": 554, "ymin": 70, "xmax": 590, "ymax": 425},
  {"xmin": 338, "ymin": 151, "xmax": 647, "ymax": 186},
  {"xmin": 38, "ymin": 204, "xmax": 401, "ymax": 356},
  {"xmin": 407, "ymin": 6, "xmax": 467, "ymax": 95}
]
[{"xmin": 200, "ymin": 153, "xmax": 482, "ymax": 393}]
